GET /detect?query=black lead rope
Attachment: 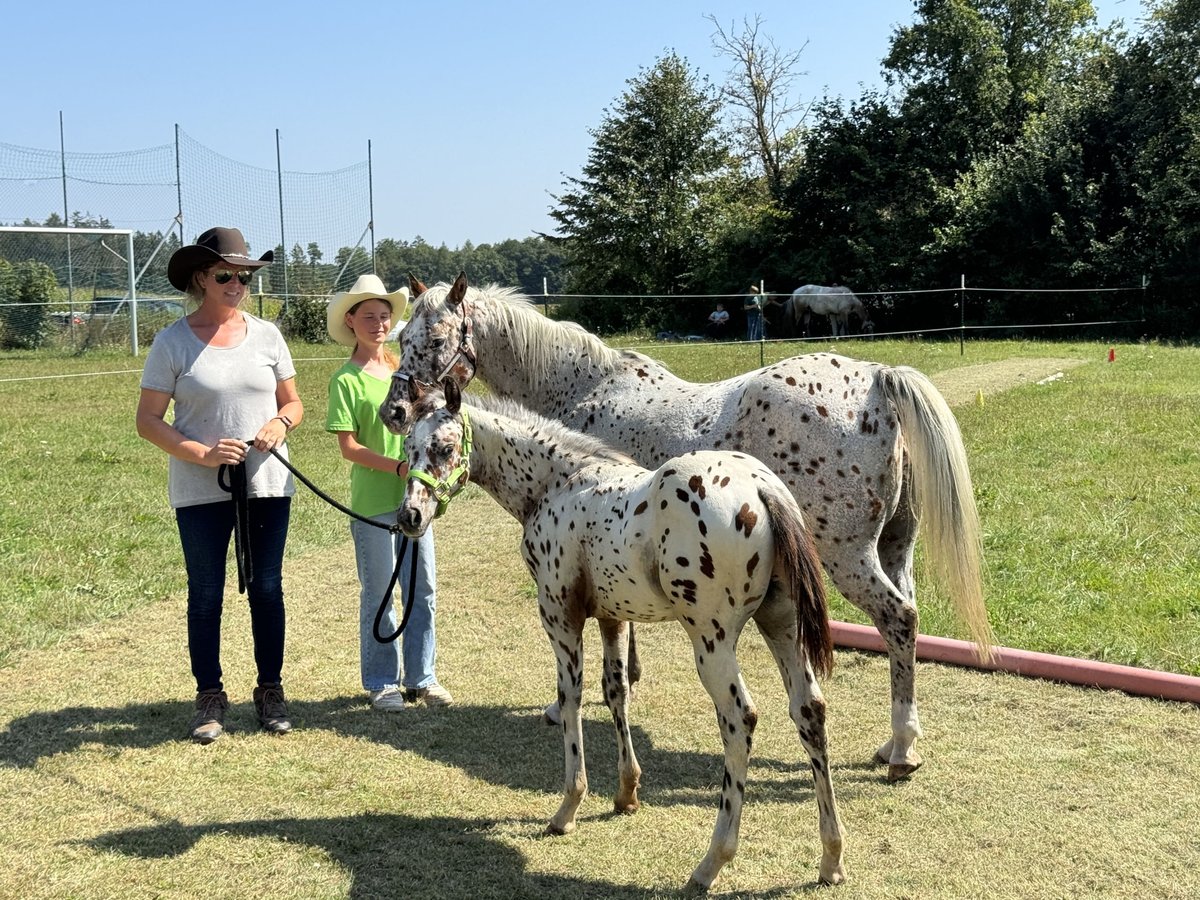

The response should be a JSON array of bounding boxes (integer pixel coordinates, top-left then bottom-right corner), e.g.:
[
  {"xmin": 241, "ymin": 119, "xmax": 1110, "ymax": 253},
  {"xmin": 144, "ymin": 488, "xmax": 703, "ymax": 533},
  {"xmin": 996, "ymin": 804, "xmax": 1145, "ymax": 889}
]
[
  {"xmin": 218, "ymin": 444, "xmax": 417, "ymax": 643},
  {"xmin": 217, "ymin": 460, "xmax": 253, "ymax": 593}
]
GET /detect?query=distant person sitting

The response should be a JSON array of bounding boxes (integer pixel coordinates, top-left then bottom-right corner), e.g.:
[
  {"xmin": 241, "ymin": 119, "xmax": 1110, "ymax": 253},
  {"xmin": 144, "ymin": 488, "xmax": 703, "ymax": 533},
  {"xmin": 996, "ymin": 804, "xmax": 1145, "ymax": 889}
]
[{"xmin": 706, "ymin": 303, "xmax": 730, "ymax": 339}]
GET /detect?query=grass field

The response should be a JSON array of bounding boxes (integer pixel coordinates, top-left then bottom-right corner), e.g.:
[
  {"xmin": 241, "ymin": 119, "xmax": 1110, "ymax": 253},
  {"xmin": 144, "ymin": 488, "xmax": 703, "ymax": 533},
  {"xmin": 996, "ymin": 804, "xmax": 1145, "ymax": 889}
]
[
  {"xmin": 1, "ymin": 336, "xmax": 1197, "ymax": 675},
  {"xmin": 0, "ymin": 336, "xmax": 1198, "ymax": 897}
]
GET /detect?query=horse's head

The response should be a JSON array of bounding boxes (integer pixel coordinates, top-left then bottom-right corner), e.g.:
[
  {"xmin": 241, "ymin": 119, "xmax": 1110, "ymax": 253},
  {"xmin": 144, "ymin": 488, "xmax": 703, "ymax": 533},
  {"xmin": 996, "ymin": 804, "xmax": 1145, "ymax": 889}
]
[
  {"xmin": 397, "ymin": 378, "xmax": 472, "ymax": 537},
  {"xmin": 378, "ymin": 272, "xmax": 478, "ymax": 435}
]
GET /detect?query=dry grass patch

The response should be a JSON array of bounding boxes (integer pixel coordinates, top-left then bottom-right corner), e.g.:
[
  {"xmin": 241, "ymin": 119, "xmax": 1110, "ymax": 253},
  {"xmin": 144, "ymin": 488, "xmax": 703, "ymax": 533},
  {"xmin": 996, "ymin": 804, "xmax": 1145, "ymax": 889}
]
[{"xmin": 928, "ymin": 356, "xmax": 1087, "ymax": 406}]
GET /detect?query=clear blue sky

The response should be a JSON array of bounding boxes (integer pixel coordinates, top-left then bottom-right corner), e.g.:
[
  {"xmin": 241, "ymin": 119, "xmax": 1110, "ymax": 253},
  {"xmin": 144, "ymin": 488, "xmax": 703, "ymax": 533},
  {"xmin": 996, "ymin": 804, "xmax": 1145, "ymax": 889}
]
[{"xmin": 4, "ymin": 0, "xmax": 1138, "ymax": 249}]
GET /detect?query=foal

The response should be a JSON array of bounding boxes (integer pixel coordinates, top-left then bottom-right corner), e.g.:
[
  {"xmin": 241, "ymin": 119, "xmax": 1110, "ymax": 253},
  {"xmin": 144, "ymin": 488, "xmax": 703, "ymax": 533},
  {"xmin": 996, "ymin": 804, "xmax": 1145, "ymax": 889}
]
[{"xmin": 397, "ymin": 379, "xmax": 845, "ymax": 892}]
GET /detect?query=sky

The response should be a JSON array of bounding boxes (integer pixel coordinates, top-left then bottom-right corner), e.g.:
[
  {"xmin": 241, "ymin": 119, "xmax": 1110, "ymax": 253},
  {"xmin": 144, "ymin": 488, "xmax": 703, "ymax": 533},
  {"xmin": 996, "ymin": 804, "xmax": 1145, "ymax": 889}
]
[{"xmin": 3, "ymin": 0, "xmax": 1140, "ymax": 250}]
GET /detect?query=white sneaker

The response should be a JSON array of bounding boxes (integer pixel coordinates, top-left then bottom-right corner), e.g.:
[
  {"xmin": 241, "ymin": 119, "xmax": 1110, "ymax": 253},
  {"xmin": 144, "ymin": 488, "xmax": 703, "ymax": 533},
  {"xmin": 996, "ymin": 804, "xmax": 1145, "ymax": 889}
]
[
  {"xmin": 406, "ymin": 683, "xmax": 454, "ymax": 707},
  {"xmin": 368, "ymin": 686, "xmax": 407, "ymax": 712}
]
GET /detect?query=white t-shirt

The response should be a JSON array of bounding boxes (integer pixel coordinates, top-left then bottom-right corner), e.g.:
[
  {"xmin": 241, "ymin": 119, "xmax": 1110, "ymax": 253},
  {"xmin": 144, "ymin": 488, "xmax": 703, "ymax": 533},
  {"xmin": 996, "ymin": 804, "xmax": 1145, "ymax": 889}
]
[{"xmin": 140, "ymin": 314, "xmax": 297, "ymax": 508}]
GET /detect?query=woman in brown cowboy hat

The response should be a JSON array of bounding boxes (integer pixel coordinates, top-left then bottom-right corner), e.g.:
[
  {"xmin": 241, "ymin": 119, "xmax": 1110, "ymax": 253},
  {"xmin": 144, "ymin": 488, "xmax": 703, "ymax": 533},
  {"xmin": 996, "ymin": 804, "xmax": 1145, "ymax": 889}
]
[{"xmin": 136, "ymin": 226, "xmax": 302, "ymax": 744}]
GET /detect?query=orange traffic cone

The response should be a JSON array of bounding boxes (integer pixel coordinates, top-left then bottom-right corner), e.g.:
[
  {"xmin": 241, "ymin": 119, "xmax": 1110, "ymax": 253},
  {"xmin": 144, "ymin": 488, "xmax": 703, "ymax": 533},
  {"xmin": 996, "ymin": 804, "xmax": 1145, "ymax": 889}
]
[{"xmin": 1108, "ymin": 348, "xmax": 1115, "ymax": 363}]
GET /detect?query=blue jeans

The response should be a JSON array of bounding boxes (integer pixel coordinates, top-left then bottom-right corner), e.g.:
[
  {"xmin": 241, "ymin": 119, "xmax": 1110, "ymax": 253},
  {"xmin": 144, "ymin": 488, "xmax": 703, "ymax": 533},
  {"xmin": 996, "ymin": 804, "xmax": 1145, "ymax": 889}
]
[
  {"xmin": 176, "ymin": 496, "xmax": 291, "ymax": 693},
  {"xmin": 746, "ymin": 311, "xmax": 764, "ymax": 341},
  {"xmin": 350, "ymin": 512, "xmax": 438, "ymax": 692}
]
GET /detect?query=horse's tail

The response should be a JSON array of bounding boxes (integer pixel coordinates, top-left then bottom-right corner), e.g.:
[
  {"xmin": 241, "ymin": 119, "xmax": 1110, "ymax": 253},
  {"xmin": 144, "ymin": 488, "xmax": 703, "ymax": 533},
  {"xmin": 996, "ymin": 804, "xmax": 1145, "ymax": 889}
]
[
  {"xmin": 879, "ymin": 366, "xmax": 994, "ymax": 658},
  {"xmin": 760, "ymin": 483, "xmax": 834, "ymax": 678}
]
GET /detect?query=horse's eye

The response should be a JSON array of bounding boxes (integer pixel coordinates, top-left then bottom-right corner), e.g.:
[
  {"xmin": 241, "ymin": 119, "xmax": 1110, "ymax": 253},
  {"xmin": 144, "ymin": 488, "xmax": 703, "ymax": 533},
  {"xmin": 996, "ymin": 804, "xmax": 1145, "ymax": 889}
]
[{"xmin": 431, "ymin": 337, "xmax": 446, "ymax": 350}]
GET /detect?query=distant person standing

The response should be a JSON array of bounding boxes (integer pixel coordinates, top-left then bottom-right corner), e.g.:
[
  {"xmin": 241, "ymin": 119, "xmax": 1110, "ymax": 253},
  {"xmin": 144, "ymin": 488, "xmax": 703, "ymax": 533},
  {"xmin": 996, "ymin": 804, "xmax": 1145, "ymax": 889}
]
[{"xmin": 743, "ymin": 284, "xmax": 764, "ymax": 341}]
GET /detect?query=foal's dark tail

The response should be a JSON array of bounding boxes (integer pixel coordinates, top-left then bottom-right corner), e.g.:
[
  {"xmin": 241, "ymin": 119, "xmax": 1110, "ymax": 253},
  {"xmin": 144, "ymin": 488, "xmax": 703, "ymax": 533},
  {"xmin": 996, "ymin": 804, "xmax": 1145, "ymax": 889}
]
[{"xmin": 760, "ymin": 484, "xmax": 834, "ymax": 678}]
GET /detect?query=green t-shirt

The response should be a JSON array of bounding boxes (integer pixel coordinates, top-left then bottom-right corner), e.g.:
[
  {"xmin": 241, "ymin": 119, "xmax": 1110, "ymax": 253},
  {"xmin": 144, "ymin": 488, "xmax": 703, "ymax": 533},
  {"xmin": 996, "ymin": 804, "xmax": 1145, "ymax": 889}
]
[{"xmin": 325, "ymin": 361, "xmax": 407, "ymax": 517}]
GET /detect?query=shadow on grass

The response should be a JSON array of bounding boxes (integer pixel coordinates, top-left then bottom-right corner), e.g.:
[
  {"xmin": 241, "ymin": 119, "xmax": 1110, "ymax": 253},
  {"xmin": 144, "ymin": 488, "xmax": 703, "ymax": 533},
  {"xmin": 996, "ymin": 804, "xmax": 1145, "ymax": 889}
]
[
  {"xmin": 0, "ymin": 695, "xmax": 884, "ymax": 809},
  {"xmin": 87, "ymin": 812, "xmax": 672, "ymax": 899}
]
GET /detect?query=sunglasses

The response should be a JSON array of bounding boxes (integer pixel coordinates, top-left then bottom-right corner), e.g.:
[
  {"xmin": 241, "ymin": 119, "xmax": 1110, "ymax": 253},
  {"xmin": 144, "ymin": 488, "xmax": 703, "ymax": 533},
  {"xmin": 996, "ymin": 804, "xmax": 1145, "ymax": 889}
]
[{"xmin": 211, "ymin": 269, "xmax": 253, "ymax": 285}]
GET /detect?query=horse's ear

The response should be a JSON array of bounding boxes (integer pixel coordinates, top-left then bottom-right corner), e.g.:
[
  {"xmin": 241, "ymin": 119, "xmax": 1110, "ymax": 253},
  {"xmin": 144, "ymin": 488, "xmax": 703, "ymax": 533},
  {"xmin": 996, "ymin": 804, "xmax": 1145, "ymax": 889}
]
[
  {"xmin": 442, "ymin": 378, "xmax": 462, "ymax": 414},
  {"xmin": 447, "ymin": 272, "xmax": 469, "ymax": 308},
  {"xmin": 408, "ymin": 273, "xmax": 427, "ymax": 297}
]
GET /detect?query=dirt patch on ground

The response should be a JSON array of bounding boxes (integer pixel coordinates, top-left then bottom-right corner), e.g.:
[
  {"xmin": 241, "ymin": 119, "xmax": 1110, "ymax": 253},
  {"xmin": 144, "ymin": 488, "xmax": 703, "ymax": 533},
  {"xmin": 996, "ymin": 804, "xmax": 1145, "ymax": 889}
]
[{"xmin": 929, "ymin": 357, "xmax": 1088, "ymax": 407}]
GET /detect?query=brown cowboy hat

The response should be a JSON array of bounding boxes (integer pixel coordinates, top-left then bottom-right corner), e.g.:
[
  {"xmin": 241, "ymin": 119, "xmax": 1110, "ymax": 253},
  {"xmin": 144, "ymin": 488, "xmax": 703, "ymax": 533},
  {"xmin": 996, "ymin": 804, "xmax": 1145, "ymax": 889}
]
[{"xmin": 167, "ymin": 227, "xmax": 274, "ymax": 291}]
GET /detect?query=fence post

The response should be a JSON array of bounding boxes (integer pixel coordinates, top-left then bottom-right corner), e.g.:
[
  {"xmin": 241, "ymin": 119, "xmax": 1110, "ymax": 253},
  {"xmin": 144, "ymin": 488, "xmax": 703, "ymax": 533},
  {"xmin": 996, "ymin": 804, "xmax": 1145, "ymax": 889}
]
[{"xmin": 960, "ymin": 274, "xmax": 966, "ymax": 356}]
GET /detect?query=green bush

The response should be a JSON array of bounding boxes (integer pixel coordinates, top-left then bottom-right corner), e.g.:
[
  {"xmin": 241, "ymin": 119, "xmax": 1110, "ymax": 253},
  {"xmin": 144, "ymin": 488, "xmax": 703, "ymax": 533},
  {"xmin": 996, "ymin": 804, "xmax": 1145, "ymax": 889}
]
[
  {"xmin": 0, "ymin": 259, "xmax": 57, "ymax": 350},
  {"xmin": 277, "ymin": 295, "xmax": 331, "ymax": 343}
]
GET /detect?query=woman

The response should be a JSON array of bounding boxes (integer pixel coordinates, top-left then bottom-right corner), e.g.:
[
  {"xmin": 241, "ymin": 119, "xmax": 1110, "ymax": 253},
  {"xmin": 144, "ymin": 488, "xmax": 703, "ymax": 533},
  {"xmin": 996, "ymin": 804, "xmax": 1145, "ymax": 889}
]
[
  {"xmin": 136, "ymin": 226, "xmax": 302, "ymax": 744},
  {"xmin": 743, "ymin": 284, "xmax": 764, "ymax": 340},
  {"xmin": 325, "ymin": 274, "xmax": 451, "ymax": 712}
]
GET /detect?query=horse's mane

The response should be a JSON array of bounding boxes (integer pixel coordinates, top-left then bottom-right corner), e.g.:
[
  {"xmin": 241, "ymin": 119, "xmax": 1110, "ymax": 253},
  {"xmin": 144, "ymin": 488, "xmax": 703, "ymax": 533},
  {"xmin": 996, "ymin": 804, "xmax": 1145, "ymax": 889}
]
[
  {"xmin": 413, "ymin": 282, "xmax": 631, "ymax": 384},
  {"xmin": 465, "ymin": 393, "xmax": 637, "ymax": 467}
]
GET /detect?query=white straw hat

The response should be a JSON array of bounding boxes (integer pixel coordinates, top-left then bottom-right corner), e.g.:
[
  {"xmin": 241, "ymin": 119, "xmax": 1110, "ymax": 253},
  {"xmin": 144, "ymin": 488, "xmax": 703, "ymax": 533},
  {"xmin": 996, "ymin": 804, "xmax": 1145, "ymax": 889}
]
[{"xmin": 326, "ymin": 274, "xmax": 410, "ymax": 346}]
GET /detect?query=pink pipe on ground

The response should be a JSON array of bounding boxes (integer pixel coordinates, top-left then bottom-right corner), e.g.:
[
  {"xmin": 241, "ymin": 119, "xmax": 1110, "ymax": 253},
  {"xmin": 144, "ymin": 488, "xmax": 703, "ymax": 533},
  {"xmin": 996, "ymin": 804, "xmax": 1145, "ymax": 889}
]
[{"xmin": 830, "ymin": 621, "xmax": 1200, "ymax": 705}]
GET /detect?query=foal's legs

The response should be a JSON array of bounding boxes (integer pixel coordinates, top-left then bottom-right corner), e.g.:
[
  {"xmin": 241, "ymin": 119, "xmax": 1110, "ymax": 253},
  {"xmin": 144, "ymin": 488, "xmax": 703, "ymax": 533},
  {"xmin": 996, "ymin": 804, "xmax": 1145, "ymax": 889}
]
[
  {"xmin": 598, "ymin": 618, "xmax": 641, "ymax": 814},
  {"xmin": 545, "ymin": 612, "xmax": 588, "ymax": 835},
  {"xmin": 542, "ymin": 621, "xmax": 640, "ymax": 727},
  {"xmin": 754, "ymin": 593, "xmax": 846, "ymax": 885},
  {"xmin": 682, "ymin": 624, "xmax": 757, "ymax": 893}
]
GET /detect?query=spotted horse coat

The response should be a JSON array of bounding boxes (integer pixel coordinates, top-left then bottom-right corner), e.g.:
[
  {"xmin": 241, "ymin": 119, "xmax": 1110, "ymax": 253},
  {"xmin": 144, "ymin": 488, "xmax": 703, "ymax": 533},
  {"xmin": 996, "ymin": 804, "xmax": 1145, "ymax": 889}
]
[
  {"xmin": 396, "ymin": 380, "xmax": 845, "ymax": 893},
  {"xmin": 381, "ymin": 274, "xmax": 994, "ymax": 780}
]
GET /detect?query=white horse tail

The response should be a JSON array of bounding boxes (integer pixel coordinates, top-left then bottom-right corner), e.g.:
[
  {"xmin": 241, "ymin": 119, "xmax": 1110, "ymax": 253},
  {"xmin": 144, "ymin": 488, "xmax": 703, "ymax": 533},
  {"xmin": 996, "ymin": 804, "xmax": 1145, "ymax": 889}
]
[
  {"xmin": 879, "ymin": 367, "xmax": 994, "ymax": 657},
  {"xmin": 760, "ymin": 484, "xmax": 834, "ymax": 677}
]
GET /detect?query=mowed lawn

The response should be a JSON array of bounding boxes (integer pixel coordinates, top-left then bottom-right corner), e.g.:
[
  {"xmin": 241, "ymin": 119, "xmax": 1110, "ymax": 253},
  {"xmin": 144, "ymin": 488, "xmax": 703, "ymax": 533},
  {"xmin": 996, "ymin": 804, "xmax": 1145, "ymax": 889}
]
[{"xmin": 0, "ymin": 337, "xmax": 1197, "ymax": 897}]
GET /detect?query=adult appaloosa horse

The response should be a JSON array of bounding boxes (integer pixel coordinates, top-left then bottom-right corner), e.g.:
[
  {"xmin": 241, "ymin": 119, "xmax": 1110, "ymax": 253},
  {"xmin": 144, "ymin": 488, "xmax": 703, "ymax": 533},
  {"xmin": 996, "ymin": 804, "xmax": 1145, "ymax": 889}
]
[
  {"xmin": 380, "ymin": 274, "xmax": 992, "ymax": 781},
  {"xmin": 397, "ymin": 378, "xmax": 845, "ymax": 892},
  {"xmin": 788, "ymin": 284, "xmax": 872, "ymax": 337}
]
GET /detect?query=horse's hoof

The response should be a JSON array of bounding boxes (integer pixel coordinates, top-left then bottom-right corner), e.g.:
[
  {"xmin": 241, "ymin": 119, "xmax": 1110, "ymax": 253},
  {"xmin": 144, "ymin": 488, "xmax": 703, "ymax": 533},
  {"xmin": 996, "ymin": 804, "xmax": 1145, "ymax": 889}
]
[
  {"xmin": 545, "ymin": 820, "xmax": 575, "ymax": 836},
  {"xmin": 819, "ymin": 859, "xmax": 847, "ymax": 885},
  {"xmin": 613, "ymin": 799, "xmax": 640, "ymax": 816},
  {"xmin": 682, "ymin": 876, "xmax": 710, "ymax": 896},
  {"xmin": 542, "ymin": 702, "xmax": 562, "ymax": 727},
  {"xmin": 887, "ymin": 761, "xmax": 922, "ymax": 782}
]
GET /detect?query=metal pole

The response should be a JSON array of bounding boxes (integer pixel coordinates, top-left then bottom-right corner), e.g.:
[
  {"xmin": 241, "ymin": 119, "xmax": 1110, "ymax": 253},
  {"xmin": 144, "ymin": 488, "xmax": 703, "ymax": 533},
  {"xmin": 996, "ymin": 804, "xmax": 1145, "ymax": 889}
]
[
  {"xmin": 127, "ymin": 232, "xmax": 138, "ymax": 355},
  {"xmin": 759, "ymin": 280, "xmax": 765, "ymax": 369},
  {"xmin": 960, "ymin": 274, "xmax": 966, "ymax": 356},
  {"xmin": 174, "ymin": 124, "xmax": 184, "ymax": 245},
  {"xmin": 276, "ymin": 129, "xmax": 289, "ymax": 309},
  {"xmin": 368, "ymin": 139, "xmax": 376, "ymax": 272},
  {"xmin": 59, "ymin": 112, "xmax": 74, "ymax": 314}
]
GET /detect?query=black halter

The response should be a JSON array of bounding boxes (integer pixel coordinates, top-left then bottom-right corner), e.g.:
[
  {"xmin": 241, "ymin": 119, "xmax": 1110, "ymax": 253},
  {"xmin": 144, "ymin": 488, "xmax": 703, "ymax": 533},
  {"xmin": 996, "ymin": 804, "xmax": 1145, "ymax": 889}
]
[{"xmin": 392, "ymin": 298, "xmax": 477, "ymax": 392}]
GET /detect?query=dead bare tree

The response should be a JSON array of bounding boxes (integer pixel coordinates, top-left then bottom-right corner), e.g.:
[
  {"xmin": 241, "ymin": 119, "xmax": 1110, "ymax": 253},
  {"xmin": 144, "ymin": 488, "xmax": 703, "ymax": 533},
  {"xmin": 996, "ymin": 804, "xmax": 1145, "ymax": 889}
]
[{"xmin": 707, "ymin": 14, "xmax": 811, "ymax": 200}]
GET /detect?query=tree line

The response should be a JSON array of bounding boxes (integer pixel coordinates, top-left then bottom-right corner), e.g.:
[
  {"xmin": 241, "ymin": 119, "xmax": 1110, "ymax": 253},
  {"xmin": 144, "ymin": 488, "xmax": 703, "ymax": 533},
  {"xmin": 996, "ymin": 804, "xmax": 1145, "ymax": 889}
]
[
  {"xmin": 5, "ymin": 0, "xmax": 1196, "ymax": 343},
  {"xmin": 550, "ymin": 0, "xmax": 1197, "ymax": 337}
]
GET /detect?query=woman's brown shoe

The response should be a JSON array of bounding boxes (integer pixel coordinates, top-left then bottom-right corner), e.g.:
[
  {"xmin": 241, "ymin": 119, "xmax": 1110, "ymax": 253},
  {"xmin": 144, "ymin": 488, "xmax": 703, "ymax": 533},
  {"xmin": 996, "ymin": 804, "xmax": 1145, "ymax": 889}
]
[
  {"xmin": 253, "ymin": 683, "xmax": 292, "ymax": 734},
  {"xmin": 189, "ymin": 690, "xmax": 229, "ymax": 744}
]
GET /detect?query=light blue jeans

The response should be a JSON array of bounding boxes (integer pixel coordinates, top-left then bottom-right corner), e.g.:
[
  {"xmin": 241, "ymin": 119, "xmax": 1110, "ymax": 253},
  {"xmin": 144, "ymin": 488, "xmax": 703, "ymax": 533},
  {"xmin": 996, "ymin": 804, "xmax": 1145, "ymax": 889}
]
[{"xmin": 350, "ymin": 512, "xmax": 438, "ymax": 692}]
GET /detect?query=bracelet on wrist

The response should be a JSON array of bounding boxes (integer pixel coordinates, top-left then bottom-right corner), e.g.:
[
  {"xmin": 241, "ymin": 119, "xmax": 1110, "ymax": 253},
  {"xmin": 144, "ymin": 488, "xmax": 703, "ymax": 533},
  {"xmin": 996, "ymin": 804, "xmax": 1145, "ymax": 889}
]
[
  {"xmin": 395, "ymin": 460, "xmax": 405, "ymax": 477},
  {"xmin": 274, "ymin": 414, "xmax": 294, "ymax": 432}
]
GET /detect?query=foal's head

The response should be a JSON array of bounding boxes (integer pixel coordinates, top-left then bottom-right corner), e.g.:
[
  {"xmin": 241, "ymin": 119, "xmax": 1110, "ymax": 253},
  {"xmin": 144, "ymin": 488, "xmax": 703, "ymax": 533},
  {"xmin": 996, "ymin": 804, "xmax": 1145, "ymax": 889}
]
[{"xmin": 396, "ymin": 380, "xmax": 471, "ymax": 537}]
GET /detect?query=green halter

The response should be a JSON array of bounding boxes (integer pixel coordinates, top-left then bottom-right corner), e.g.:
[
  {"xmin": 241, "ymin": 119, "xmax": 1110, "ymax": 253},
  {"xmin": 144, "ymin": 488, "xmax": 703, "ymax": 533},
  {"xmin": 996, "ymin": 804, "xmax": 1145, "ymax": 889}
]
[{"xmin": 405, "ymin": 409, "xmax": 473, "ymax": 518}]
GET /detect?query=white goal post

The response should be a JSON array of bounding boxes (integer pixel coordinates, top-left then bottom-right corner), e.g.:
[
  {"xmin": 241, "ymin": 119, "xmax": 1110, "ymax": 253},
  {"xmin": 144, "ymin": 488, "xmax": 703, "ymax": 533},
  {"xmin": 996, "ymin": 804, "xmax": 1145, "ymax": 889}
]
[{"xmin": 0, "ymin": 225, "xmax": 142, "ymax": 354}]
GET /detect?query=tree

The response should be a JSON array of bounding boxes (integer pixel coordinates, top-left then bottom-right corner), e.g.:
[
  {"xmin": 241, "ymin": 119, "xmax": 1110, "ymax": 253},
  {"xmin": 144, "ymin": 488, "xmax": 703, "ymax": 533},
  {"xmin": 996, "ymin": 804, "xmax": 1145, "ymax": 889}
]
[
  {"xmin": 884, "ymin": 0, "xmax": 1099, "ymax": 173},
  {"xmin": 548, "ymin": 53, "xmax": 731, "ymax": 332},
  {"xmin": 708, "ymin": 14, "xmax": 810, "ymax": 201},
  {"xmin": 0, "ymin": 259, "xmax": 57, "ymax": 349}
]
